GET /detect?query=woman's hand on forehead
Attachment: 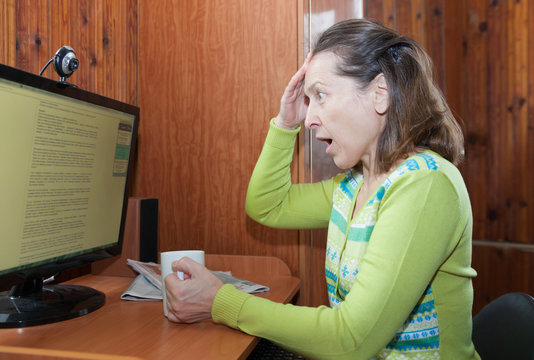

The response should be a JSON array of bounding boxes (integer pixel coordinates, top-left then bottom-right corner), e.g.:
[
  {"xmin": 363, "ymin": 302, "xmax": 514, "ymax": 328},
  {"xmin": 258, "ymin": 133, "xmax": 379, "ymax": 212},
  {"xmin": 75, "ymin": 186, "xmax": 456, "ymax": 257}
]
[{"xmin": 274, "ymin": 53, "xmax": 312, "ymax": 130}]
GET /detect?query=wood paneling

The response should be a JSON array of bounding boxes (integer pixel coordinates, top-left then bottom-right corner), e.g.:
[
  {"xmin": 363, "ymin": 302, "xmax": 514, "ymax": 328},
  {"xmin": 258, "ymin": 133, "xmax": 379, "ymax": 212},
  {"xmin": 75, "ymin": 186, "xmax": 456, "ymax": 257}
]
[
  {"xmin": 457, "ymin": 1, "xmax": 534, "ymax": 244},
  {"xmin": 365, "ymin": 0, "xmax": 534, "ymax": 312},
  {"xmin": 423, "ymin": 0, "xmax": 445, "ymax": 89},
  {"xmin": 442, "ymin": 0, "xmax": 466, "ymax": 139},
  {"xmin": 506, "ymin": 0, "xmax": 529, "ymax": 243},
  {"xmin": 2, "ymin": 0, "xmax": 137, "ymax": 105},
  {"xmin": 136, "ymin": 1, "xmax": 301, "ymax": 276},
  {"xmin": 366, "ymin": 0, "xmax": 395, "ymax": 29},
  {"xmin": 463, "ymin": 0, "xmax": 534, "ymax": 311},
  {"xmin": 464, "ymin": 0, "xmax": 489, "ymax": 240},
  {"xmin": 15, "ymin": 0, "xmax": 49, "ymax": 75},
  {"xmin": 396, "ymin": 0, "xmax": 423, "ymax": 45},
  {"xmin": 0, "ymin": 0, "xmax": 16, "ymax": 66},
  {"xmin": 529, "ymin": 0, "xmax": 534, "ymax": 246},
  {"xmin": 472, "ymin": 246, "xmax": 534, "ymax": 314}
]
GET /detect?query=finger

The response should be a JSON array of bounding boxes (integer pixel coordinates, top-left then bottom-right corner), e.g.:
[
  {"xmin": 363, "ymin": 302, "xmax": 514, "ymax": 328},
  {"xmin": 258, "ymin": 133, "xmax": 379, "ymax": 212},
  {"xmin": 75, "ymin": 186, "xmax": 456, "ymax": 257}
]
[
  {"xmin": 284, "ymin": 70, "xmax": 306, "ymax": 100},
  {"xmin": 181, "ymin": 314, "xmax": 208, "ymax": 323},
  {"xmin": 284, "ymin": 72, "xmax": 303, "ymax": 94},
  {"xmin": 295, "ymin": 60, "xmax": 308, "ymax": 82},
  {"xmin": 165, "ymin": 272, "xmax": 181, "ymax": 292},
  {"xmin": 284, "ymin": 53, "xmax": 311, "ymax": 91},
  {"xmin": 300, "ymin": 53, "xmax": 311, "ymax": 73},
  {"xmin": 286, "ymin": 58, "xmax": 309, "ymax": 91},
  {"xmin": 167, "ymin": 309, "xmax": 206, "ymax": 324},
  {"xmin": 167, "ymin": 309, "xmax": 181, "ymax": 323},
  {"xmin": 176, "ymin": 311, "xmax": 210, "ymax": 324},
  {"xmin": 166, "ymin": 295, "xmax": 209, "ymax": 324},
  {"xmin": 171, "ymin": 257, "xmax": 203, "ymax": 276}
]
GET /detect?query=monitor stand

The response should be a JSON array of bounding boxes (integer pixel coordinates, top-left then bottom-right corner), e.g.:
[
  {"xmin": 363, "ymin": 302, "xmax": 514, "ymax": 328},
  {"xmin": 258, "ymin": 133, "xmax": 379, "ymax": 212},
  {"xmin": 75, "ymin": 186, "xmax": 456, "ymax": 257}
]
[{"xmin": 0, "ymin": 277, "xmax": 105, "ymax": 328}]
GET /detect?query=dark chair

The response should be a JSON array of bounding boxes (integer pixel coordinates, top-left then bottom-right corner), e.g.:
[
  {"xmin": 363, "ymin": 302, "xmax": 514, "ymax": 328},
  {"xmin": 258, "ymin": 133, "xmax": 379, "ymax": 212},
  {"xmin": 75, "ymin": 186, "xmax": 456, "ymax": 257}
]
[{"xmin": 472, "ymin": 292, "xmax": 534, "ymax": 360}]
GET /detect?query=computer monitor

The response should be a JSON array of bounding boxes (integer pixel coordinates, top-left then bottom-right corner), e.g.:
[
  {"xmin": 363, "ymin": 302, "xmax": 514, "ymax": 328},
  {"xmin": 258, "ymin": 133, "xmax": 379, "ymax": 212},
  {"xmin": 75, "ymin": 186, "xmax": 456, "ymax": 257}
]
[{"xmin": 0, "ymin": 63, "xmax": 139, "ymax": 328}]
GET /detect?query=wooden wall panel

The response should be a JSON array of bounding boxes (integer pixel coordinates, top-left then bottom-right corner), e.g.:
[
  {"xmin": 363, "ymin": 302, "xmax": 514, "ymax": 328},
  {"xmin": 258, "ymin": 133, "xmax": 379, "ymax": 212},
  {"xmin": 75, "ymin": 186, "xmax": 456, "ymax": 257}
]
[
  {"xmin": 395, "ymin": 0, "xmax": 424, "ymax": 49},
  {"xmin": 442, "ymin": 1, "xmax": 466, "ymax": 139},
  {"xmin": 463, "ymin": 0, "xmax": 534, "ymax": 246},
  {"xmin": 15, "ymin": 0, "xmax": 50, "ymax": 75},
  {"xmin": 136, "ymin": 0, "xmax": 301, "ymax": 276},
  {"xmin": 464, "ymin": 0, "xmax": 489, "ymax": 240},
  {"xmin": 366, "ymin": 0, "xmax": 395, "ymax": 29},
  {"xmin": 423, "ymin": 0, "xmax": 444, "ymax": 89},
  {"xmin": 0, "ymin": 0, "xmax": 16, "ymax": 66},
  {"xmin": 463, "ymin": 0, "xmax": 534, "ymax": 312},
  {"xmin": 506, "ymin": 0, "xmax": 529, "ymax": 244},
  {"xmin": 365, "ymin": 0, "xmax": 534, "ymax": 312},
  {"xmin": 529, "ymin": 0, "xmax": 534, "ymax": 244},
  {"xmin": 2, "ymin": 0, "xmax": 137, "ymax": 105},
  {"xmin": 125, "ymin": 0, "xmax": 138, "ymax": 106},
  {"xmin": 472, "ymin": 246, "xmax": 534, "ymax": 314}
]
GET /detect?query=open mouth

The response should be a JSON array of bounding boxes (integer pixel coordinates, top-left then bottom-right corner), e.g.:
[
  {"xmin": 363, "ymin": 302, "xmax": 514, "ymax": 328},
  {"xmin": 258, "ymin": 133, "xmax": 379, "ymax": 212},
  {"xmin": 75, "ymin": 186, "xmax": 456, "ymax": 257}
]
[
  {"xmin": 316, "ymin": 136, "xmax": 333, "ymax": 154},
  {"xmin": 317, "ymin": 136, "xmax": 332, "ymax": 145}
]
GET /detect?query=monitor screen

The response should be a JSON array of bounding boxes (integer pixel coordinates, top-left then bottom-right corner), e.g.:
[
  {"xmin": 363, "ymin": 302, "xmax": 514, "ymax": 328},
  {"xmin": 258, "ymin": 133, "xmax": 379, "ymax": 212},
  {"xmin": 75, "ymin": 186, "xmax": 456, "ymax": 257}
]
[{"xmin": 0, "ymin": 63, "xmax": 139, "ymax": 328}]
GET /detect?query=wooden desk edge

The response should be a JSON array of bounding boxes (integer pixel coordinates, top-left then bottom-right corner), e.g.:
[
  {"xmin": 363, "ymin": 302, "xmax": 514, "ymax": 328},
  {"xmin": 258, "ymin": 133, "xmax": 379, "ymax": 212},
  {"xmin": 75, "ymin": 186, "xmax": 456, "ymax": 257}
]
[
  {"xmin": 0, "ymin": 345, "xmax": 142, "ymax": 360},
  {"xmin": 2, "ymin": 255, "xmax": 300, "ymax": 360}
]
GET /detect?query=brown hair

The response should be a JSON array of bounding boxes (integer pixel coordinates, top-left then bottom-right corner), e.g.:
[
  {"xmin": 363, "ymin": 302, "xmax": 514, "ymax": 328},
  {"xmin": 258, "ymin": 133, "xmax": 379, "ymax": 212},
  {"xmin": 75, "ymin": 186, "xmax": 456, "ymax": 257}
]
[{"xmin": 312, "ymin": 19, "xmax": 464, "ymax": 172}]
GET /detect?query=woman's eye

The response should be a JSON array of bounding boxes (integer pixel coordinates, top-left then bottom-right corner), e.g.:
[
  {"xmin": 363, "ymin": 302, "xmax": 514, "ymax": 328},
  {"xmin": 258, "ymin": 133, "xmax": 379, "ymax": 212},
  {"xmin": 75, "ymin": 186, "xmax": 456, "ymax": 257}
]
[{"xmin": 318, "ymin": 92, "xmax": 326, "ymax": 100}]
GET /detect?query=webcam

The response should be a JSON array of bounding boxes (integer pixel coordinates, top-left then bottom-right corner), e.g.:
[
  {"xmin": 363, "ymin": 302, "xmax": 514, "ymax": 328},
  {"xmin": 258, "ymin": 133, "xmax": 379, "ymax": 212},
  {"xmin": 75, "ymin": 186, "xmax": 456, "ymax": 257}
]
[
  {"xmin": 53, "ymin": 46, "xmax": 79, "ymax": 80},
  {"xmin": 40, "ymin": 46, "xmax": 79, "ymax": 88}
]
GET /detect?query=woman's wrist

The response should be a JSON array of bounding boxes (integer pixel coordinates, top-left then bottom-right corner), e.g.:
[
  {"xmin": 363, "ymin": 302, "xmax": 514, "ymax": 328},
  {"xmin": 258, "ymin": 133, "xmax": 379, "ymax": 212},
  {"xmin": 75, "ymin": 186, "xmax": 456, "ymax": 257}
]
[
  {"xmin": 273, "ymin": 115, "xmax": 300, "ymax": 130},
  {"xmin": 212, "ymin": 284, "xmax": 250, "ymax": 329}
]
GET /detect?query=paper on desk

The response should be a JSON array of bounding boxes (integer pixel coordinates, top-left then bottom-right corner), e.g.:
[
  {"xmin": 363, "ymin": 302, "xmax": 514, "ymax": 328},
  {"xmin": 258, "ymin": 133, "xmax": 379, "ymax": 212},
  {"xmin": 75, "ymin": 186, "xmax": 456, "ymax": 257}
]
[
  {"xmin": 122, "ymin": 259, "xmax": 270, "ymax": 301},
  {"xmin": 121, "ymin": 274, "xmax": 163, "ymax": 301},
  {"xmin": 127, "ymin": 259, "xmax": 162, "ymax": 289},
  {"xmin": 210, "ymin": 271, "xmax": 270, "ymax": 294}
]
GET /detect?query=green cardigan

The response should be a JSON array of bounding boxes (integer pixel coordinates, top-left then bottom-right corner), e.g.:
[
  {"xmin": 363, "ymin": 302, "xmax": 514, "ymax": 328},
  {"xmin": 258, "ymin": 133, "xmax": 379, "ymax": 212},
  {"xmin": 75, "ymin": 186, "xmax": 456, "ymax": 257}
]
[{"xmin": 212, "ymin": 121, "xmax": 480, "ymax": 360}]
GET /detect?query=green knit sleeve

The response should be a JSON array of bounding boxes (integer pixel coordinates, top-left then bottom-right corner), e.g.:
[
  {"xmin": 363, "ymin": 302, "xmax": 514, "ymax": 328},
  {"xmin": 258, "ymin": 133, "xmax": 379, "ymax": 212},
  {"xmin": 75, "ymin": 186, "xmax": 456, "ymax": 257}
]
[
  {"xmin": 211, "ymin": 284, "xmax": 250, "ymax": 329},
  {"xmin": 215, "ymin": 168, "xmax": 475, "ymax": 359},
  {"xmin": 245, "ymin": 119, "xmax": 343, "ymax": 229}
]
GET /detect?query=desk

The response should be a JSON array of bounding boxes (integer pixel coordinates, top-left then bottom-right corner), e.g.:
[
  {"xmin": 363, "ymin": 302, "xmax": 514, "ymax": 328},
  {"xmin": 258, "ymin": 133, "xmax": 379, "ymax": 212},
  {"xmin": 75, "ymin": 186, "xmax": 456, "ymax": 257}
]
[{"xmin": 0, "ymin": 255, "xmax": 300, "ymax": 360}]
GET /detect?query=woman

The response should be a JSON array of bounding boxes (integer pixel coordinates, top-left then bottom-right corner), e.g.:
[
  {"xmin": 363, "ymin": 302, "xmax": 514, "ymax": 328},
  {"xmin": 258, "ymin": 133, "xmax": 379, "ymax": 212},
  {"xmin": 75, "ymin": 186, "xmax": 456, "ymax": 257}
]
[{"xmin": 165, "ymin": 19, "xmax": 480, "ymax": 359}]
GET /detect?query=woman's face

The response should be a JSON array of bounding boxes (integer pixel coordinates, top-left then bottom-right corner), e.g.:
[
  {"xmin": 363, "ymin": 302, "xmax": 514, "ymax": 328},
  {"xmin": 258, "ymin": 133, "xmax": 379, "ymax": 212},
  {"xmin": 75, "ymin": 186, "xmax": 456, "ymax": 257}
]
[{"xmin": 304, "ymin": 51, "xmax": 386, "ymax": 170}]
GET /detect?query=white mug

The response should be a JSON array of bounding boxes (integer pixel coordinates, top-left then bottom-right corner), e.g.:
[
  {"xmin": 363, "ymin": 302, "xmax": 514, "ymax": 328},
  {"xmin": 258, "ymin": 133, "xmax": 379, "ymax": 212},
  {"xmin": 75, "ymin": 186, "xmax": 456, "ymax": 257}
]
[{"xmin": 160, "ymin": 250, "xmax": 205, "ymax": 317}]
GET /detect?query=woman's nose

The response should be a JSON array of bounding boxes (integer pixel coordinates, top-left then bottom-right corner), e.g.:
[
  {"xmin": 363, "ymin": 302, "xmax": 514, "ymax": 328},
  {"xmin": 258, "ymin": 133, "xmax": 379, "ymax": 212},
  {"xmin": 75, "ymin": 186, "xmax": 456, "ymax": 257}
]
[{"xmin": 304, "ymin": 107, "xmax": 320, "ymax": 129}]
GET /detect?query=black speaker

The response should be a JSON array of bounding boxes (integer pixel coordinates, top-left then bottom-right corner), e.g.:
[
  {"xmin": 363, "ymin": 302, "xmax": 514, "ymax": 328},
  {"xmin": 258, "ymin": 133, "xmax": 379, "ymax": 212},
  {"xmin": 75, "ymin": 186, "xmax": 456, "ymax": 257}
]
[{"xmin": 138, "ymin": 198, "xmax": 158, "ymax": 263}]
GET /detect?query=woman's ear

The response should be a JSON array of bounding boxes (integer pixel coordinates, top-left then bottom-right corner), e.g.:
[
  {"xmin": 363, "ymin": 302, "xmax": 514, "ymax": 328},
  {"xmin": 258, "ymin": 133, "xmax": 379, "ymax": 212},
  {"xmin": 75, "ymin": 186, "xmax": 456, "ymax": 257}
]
[{"xmin": 373, "ymin": 74, "xmax": 389, "ymax": 115}]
